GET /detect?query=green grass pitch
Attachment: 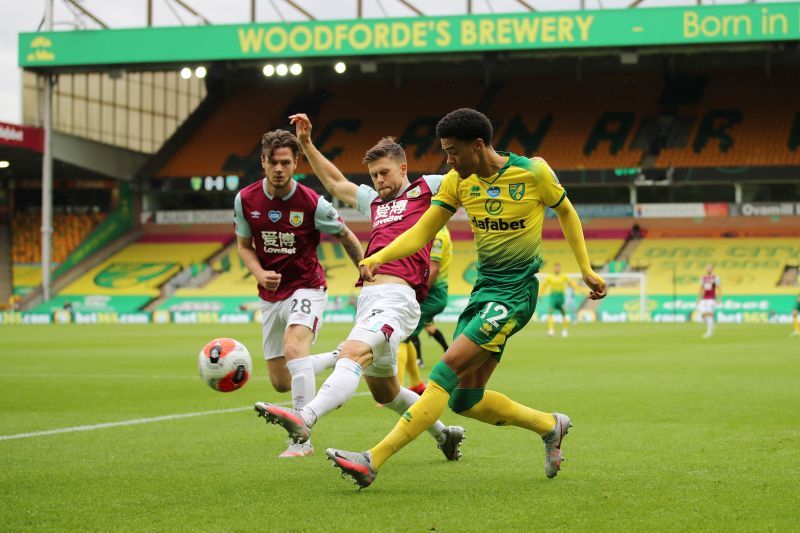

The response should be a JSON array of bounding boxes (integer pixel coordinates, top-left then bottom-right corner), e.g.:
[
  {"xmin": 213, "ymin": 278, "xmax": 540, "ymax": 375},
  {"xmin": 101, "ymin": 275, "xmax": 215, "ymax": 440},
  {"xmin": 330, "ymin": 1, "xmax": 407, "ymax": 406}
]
[{"xmin": 2, "ymin": 322, "xmax": 798, "ymax": 531}]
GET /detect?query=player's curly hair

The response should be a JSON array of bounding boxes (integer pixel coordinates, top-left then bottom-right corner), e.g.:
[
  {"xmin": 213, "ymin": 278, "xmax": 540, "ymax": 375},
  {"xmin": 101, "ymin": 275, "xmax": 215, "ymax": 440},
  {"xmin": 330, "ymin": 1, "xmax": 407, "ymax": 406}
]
[
  {"xmin": 436, "ymin": 108, "xmax": 493, "ymax": 145},
  {"xmin": 362, "ymin": 137, "xmax": 407, "ymax": 165},
  {"xmin": 261, "ymin": 129, "xmax": 300, "ymax": 160}
]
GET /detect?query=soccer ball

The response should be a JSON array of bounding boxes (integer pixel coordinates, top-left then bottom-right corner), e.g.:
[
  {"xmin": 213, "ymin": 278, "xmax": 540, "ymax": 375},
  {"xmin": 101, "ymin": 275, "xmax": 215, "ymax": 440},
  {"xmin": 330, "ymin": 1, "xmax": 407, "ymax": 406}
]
[{"xmin": 198, "ymin": 338, "xmax": 252, "ymax": 392}]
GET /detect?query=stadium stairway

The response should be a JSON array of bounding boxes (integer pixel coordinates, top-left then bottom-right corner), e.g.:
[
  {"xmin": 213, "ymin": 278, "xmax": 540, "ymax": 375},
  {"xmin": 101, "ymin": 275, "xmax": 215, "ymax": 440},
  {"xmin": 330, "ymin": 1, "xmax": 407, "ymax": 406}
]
[
  {"xmin": 0, "ymin": 223, "xmax": 11, "ymax": 305},
  {"xmin": 144, "ymin": 239, "xmax": 236, "ymax": 312}
]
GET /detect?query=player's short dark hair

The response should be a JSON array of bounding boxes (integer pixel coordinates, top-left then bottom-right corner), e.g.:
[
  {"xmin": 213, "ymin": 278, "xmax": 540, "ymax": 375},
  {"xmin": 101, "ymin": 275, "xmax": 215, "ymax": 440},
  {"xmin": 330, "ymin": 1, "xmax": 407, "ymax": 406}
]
[
  {"xmin": 261, "ymin": 129, "xmax": 300, "ymax": 160},
  {"xmin": 363, "ymin": 137, "xmax": 407, "ymax": 165},
  {"xmin": 436, "ymin": 108, "xmax": 493, "ymax": 145}
]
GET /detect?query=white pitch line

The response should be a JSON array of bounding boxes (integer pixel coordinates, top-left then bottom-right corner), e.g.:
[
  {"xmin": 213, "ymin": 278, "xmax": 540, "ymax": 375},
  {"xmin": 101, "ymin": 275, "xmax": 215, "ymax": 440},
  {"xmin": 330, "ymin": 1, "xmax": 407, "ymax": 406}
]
[
  {"xmin": 0, "ymin": 392, "xmax": 371, "ymax": 442},
  {"xmin": 0, "ymin": 373, "xmax": 199, "ymax": 381}
]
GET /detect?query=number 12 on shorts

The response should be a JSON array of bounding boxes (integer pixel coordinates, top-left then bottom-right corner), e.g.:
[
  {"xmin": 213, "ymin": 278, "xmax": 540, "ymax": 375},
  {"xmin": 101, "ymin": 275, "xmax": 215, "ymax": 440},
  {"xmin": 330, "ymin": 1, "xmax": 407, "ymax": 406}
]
[{"xmin": 480, "ymin": 302, "xmax": 508, "ymax": 329}]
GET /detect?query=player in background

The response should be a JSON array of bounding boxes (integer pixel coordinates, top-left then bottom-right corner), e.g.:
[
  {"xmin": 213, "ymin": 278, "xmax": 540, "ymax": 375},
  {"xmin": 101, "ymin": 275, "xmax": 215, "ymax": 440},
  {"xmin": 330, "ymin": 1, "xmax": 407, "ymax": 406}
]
[
  {"xmin": 540, "ymin": 263, "xmax": 579, "ymax": 337},
  {"xmin": 697, "ymin": 264, "xmax": 721, "ymax": 338},
  {"xmin": 326, "ymin": 108, "xmax": 607, "ymax": 488},
  {"xmin": 235, "ymin": 129, "xmax": 363, "ymax": 458},
  {"xmin": 254, "ymin": 114, "xmax": 465, "ymax": 461},
  {"xmin": 397, "ymin": 224, "xmax": 453, "ymax": 393}
]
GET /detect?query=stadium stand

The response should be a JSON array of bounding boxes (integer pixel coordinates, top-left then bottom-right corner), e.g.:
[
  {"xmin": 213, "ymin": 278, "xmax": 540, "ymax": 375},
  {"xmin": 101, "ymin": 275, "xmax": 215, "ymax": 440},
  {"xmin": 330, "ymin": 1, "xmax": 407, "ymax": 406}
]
[
  {"xmin": 655, "ymin": 71, "xmax": 800, "ymax": 168},
  {"xmin": 152, "ymin": 68, "xmax": 800, "ymax": 179},
  {"xmin": 12, "ymin": 211, "xmax": 105, "ymax": 263},
  {"xmin": 626, "ymin": 237, "xmax": 800, "ymax": 296},
  {"xmin": 31, "ymin": 234, "xmax": 229, "ymax": 312}
]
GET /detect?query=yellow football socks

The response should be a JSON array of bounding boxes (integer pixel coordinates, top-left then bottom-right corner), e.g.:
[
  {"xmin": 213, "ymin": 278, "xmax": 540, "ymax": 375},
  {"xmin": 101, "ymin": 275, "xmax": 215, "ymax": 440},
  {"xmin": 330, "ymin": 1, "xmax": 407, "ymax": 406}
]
[
  {"xmin": 369, "ymin": 381, "xmax": 450, "ymax": 469},
  {"xmin": 405, "ymin": 341, "xmax": 422, "ymax": 387},
  {"xmin": 396, "ymin": 342, "xmax": 408, "ymax": 385},
  {"xmin": 547, "ymin": 315, "xmax": 555, "ymax": 332},
  {"xmin": 794, "ymin": 315, "xmax": 799, "ymax": 335},
  {"xmin": 462, "ymin": 390, "xmax": 555, "ymax": 435}
]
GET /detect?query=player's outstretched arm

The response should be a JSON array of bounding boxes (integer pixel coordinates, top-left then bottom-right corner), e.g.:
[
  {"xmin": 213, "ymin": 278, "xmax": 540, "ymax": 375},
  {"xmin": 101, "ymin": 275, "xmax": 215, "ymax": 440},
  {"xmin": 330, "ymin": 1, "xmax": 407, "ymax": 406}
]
[
  {"xmin": 335, "ymin": 226, "xmax": 364, "ymax": 268},
  {"xmin": 359, "ymin": 205, "xmax": 452, "ymax": 281},
  {"xmin": 553, "ymin": 198, "xmax": 607, "ymax": 300},
  {"xmin": 290, "ymin": 113, "xmax": 359, "ymax": 206}
]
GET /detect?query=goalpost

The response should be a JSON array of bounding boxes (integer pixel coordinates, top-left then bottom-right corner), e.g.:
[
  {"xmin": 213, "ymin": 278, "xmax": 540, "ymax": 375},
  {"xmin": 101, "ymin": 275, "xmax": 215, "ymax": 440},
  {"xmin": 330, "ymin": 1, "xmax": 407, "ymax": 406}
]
[{"xmin": 566, "ymin": 272, "xmax": 648, "ymax": 322}]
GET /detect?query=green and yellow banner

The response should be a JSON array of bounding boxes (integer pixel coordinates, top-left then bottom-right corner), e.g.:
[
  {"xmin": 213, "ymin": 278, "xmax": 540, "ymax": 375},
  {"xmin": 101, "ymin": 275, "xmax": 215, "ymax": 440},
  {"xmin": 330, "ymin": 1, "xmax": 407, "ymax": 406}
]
[{"xmin": 19, "ymin": 4, "xmax": 800, "ymax": 68}]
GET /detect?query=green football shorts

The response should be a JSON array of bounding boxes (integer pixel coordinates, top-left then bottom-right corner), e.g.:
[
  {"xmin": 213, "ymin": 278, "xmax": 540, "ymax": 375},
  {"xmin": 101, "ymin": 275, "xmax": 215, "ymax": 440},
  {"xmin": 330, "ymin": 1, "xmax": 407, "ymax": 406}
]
[
  {"xmin": 454, "ymin": 262, "xmax": 540, "ymax": 360},
  {"xmin": 409, "ymin": 283, "xmax": 449, "ymax": 338},
  {"xmin": 549, "ymin": 292, "xmax": 566, "ymax": 314}
]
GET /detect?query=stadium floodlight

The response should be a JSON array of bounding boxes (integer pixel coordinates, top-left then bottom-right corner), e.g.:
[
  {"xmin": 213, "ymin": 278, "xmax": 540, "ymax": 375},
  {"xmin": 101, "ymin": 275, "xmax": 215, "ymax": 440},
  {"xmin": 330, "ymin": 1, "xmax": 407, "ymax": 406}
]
[
  {"xmin": 334, "ymin": 61, "xmax": 346, "ymax": 74},
  {"xmin": 289, "ymin": 63, "xmax": 302, "ymax": 76},
  {"xmin": 180, "ymin": 67, "xmax": 192, "ymax": 79},
  {"xmin": 194, "ymin": 66, "xmax": 207, "ymax": 79},
  {"xmin": 0, "ymin": 161, "xmax": 9, "ymax": 168},
  {"xmin": 276, "ymin": 64, "xmax": 289, "ymax": 76},
  {"xmin": 262, "ymin": 64, "xmax": 275, "ymax": 77}
]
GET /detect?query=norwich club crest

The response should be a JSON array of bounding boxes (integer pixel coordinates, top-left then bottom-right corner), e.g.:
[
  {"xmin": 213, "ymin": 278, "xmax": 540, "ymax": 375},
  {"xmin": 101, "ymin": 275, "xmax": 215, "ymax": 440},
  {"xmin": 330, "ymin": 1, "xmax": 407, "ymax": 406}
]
[
  {"xmin": 509, "ymin": 183, "xmax": 525, "ymax": 201},
  {"xmin": 289, "ymin": 211, "xmax": 304, "ymax": 227}
]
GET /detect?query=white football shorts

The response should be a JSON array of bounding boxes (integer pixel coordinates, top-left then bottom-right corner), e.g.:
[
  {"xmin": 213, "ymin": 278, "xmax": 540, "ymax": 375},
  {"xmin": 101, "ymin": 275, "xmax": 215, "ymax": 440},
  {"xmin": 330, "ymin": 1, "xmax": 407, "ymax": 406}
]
[
  {"xmin": 697, "ymin": 298, "xmax": 716, "ymax": 315},
  {"xmin": 260, "ymin": 288, "xmax": 328, "ymax": 360},
  {"xmin": 346, "ymin": 283, "xmax": 420, "ymax": 378}
]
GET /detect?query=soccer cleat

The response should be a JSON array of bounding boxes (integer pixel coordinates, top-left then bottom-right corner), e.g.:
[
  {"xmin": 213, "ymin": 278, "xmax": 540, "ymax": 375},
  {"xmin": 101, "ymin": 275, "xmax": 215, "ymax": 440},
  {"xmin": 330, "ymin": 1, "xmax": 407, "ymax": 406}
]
[
  {"xmin": 542, "ymin": 413, "xmax": 572, "ymax": 479},
  {"xmin": 254, "ymin": 402, "xmax": 310, "ymax": 444},
  {"xmin": 409, "ymin": 382, "xmax": 427, "ymax": 395},
  {"xmin": 326, "ymin": 448, "xmax": 377, "ymax": 488},
  {"xmin": 562, "ymin": 330, "xmax": 568, "ymax": 338},
  {"xmin": 547, "ymin": 329, "xmax": 554, "ymax": 337},
  {"xmin": 278, "ymin": 441, "xmax": 314, "ymax": 458},
  {"xmin": 438, "ymin": 425, "xmax": 466, "ymax": 461}
]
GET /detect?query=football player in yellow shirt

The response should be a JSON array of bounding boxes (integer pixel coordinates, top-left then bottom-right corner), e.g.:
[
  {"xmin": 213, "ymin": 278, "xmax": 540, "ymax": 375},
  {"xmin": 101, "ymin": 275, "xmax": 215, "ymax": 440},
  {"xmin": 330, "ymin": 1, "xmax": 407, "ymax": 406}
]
[
  {"xmin": 541, "ymin": 262, "xmax": 580, "ymax": 337},
  {"xmin": 325, "ymin": 108, "xmax": 607, "ymax": 488},
  {"xmin": 396, "ymin": 225, "xmax": 453, "ymax": 394}
]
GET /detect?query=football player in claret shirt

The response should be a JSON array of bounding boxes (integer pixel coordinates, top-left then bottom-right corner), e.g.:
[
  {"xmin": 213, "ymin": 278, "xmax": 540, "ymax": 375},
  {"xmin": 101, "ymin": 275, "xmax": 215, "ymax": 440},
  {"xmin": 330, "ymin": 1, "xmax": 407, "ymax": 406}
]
[
  {"xmin": 327, "ymin": 108, "xmax": 607, "ymax": 489},
  {"xmin": 697, "ymin": 263, "xmax": 722, "ymax": 339},
  {"xmin": 254, "ymin": 114, "xmax": 465, "ymax": 462},
  {"xmin": 541, "ymin": 262, "xmax": 580, "ymax": 337},
  {"xmin": 235, "ymin": 129, "xmax": 363, "ymax": 458}
]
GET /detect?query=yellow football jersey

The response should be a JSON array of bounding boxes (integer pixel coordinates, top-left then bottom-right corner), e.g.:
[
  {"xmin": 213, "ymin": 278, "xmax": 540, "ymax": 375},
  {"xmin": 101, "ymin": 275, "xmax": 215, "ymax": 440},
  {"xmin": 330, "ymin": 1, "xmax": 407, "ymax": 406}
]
[
  {"xmin": 431, "ymin": 152, "xmax": 565, "ymax": 271},
  {"xmin": 542, "ymin": 273, "xmax": 577, "ymax": 294},
  {"xmin": 430, "ymin": 225, "xmax": 452, "ymax": 287}
]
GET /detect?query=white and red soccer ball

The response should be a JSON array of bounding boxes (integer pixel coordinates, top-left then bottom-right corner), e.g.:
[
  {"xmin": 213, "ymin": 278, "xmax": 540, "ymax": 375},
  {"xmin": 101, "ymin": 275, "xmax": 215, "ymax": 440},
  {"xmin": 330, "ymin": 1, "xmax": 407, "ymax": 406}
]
[{"xmin": 198, "ymin": 338, "xmax": 252, "ymax": 392}]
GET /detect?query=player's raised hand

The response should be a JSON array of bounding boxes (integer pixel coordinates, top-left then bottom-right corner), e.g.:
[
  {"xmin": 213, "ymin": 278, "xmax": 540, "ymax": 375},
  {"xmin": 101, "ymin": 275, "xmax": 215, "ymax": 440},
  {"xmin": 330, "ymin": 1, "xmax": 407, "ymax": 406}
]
[
  {"xmin": 256, "ymin": 270, "xmax": 282, "ymax": 291},
  {"xmin": 358, "ymin": 257, "xmax": 381, "ymax": 282},
  {"xmin": 583, "ymin": 270, "xmax": 607, "ymax": 300},
  {"xmin": 289, "ymin": 113, "xmax": 312, "ymax": 144}
]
